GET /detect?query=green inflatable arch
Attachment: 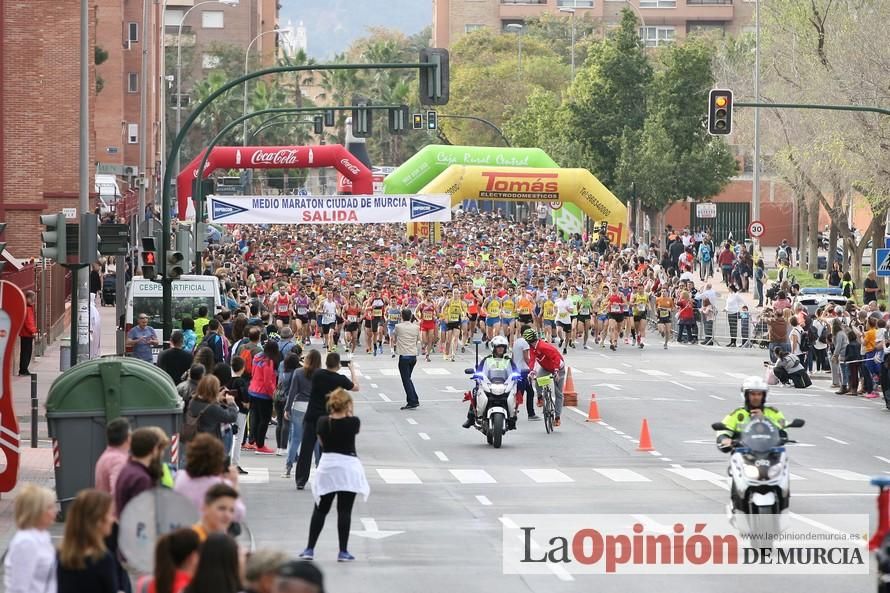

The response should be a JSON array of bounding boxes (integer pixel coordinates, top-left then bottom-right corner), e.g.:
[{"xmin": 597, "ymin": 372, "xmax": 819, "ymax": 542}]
[{"xmin": 384, "ymin": 145, "xmax": 586, "ymax": 236}]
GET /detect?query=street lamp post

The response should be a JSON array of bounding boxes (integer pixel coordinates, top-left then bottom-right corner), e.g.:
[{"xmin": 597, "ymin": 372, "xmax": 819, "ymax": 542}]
[
  {"xmin": 242, "ymin": 28, "xmax": 291, "ymax": 147},
  {"xmin": 173, "ymin": 0, "xmax": 239, "ymax": 187},
  {"xmin": 505, "ymin": 24, "xmax": 523, "ymax": 80},
  {"xmin": 558, "ymin": 7, "xmax": 576, "ymax": 78}
]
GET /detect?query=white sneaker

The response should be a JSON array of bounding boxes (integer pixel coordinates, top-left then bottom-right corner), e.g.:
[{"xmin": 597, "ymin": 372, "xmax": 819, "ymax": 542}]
[{"xmin": 275, "ymin": 448, "xmax": 284, "ymax": 456}]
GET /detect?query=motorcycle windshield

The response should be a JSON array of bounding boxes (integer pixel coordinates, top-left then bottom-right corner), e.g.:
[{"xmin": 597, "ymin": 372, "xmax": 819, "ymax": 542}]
[
  {"xmin": 487, "ymin": 368, "xmax": 509, "ymax": 384},
  {"xmin": 739, "ymin": 418, "xmax": 781, "ymax": 453}
]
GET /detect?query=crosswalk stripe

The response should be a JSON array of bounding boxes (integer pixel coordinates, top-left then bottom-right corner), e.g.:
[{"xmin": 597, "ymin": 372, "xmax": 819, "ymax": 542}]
[
  {"xmin": 592, "ymin": 468, "xmax": 651, "ymax": 482},
  {"xmin": 377, "ymin": 469, "xmax": 422, "ymax": 484},
  {"xmin": 379, "ymin": 369, "xmax": 399, "ymax": 376},
  {"xmin": 238, "ymin": 468, "xmax": 270, "ymax": 484},
  {"xmin": 810, "ymin": 469, "xmax": 871, "ymax": 481},
  {"xmin": 595, "ymin": 368, "xmax": 626, "ymax": 375},
  {"xmin": 522, "ymin": 469, "xmax": 574, "ymax": 483},
  {"xmin": 639, "ymin": 369, "xmax": 669, "ymax": 377},
  {"xmin": 665, "ymin": 467, "xmax": 726, "ymax": 482},
  {"xmin": 422, "ymin": 367, "xmax": 451, "ymax": 375},
  {"xmin": 450, "ymin": 469, "xmax": 496, "ymax": 484},
  {"xmin": 681, "ymin": 370, "xmax": 713, "ymax": 378},
  {"xmin": 725, "ymin": 372, "xmax": 749, "ymax": 379}
]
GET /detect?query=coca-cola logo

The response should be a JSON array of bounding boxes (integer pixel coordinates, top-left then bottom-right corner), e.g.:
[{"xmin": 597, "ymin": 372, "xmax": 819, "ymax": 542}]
[
  {"xmin": 251, "ymin": 149, "xmax": 298, "ymax": 166},
  {"xmin": 192, "ymin": 161, "xmax": 213, "ymax": 178},
  {"xmin": 339, "ymin": 158, "xmax": 361, "ymax": 176}
]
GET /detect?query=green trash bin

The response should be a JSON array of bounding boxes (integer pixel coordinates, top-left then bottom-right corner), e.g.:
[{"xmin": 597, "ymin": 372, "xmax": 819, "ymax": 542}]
[{"xmin": 46, "ymin": 356, "xmax": 182, "ymax": 517}]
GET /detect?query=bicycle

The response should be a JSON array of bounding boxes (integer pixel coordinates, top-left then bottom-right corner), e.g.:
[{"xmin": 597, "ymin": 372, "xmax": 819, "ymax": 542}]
[{"xmin": 535, "ymin": 374, "xmax": 556, "ymax": 434}]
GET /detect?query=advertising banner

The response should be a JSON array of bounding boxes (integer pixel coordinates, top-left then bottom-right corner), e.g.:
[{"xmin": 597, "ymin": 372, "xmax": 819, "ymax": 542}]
[{"xmin": 207, "ymin": 194, "xmax": 452, "ymax": 225}]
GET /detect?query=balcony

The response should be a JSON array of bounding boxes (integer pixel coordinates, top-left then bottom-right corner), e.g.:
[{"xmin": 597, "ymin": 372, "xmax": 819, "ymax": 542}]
[
  {"xmin": 682, "ymin": 0, "xmax": 734, "ymax": 20},
  {"xmin": 500, "ymin": 0, "xmax": 549, "ymax": 20}
]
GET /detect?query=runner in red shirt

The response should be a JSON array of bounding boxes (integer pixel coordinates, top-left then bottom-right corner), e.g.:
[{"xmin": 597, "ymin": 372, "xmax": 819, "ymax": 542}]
[{"xmin": 524, "ymin": 328, "xmax": 566, "ymax": 428}]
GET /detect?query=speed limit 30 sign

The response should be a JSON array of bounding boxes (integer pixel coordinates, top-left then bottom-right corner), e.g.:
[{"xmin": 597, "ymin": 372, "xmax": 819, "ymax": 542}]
[{"xmin": 747, "ymin": 220, "xmax": 765, "ymax": 238}]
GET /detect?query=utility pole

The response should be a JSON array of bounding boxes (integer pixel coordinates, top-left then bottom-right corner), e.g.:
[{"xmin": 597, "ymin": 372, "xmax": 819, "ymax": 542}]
[
  {"xmin": 752, "ymin": 0, "xmax": 761, "ymax": 258},
  {"xmin": 76, "ymin": 0, "xmax": 90, "ymax": 363},
  {"xmin": 139, "ymin": 0, "xmax": 151, "ymax": 234}
]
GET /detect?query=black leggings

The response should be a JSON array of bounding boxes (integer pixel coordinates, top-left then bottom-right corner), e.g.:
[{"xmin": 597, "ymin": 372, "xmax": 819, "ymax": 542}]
[
  {"xmin": 307, "ymin": 491, "xmax": 357, "ymax": 552},
  {"xmin": 249, "ymin": 397, "xmax": 274, "ymax": 448},
  {"xmin": 274, "ymin": 399, "xmax": 290, "ymax": 449}
]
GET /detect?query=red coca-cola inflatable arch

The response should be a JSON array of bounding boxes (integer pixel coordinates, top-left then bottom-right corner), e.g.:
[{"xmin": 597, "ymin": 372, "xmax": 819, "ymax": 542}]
[{"xmin": 176, "ymin": 144, "xmax": 373, "ymax": 220}]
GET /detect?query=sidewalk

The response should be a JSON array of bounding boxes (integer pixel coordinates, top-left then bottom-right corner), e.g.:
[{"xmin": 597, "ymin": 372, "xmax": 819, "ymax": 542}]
[{"xmin": 0, "ymin": 303, "xmax": 120, "ymax": 548}]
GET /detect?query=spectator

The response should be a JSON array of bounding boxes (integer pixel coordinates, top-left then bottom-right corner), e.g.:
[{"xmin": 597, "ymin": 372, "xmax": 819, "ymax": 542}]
[
  {"xmin": 3, "ymin": 483, "xmax": 57, "ymax": 593},
  {"xmin": 246, "ymin": 340, "xmax": 280, "ymax": 455},
  {"xmin": 772, "ymin": 347, "xmax": 812, "ymax": 388},
  {"xmin": 127, "ymin": 314, "xmax": 159, "ymax": 363},
  {"xmin": 274, "ymin": 561, "xmax": 325, "ymax": 593},
  {"xmin": 18, "ymin": 290, "xmax": 37, "ymax": 376},
  {"xmin": 159, "ymin": 331, "xmax": 194, "ymax": 385},
  {"xmin": 192, "ymin": 484, "xmax": 239, "ymax": 542},
  {"xmin": 282, "ymin": 349, "xmax": 321, "ymax": 479},
  {"xmin": 864, "ymin": 269, "xmax": 881, "ymax": 304},
  {"xmin": 228, "ymin": 355, "xmax": 251, "ymax": 475},
  {"xmin": 114, "ymin": 427, "xmax": 169, "ymax": 516},
  {"xmin": 275, "ymin": 353, "xmax": 300, "ymax": 456},
  {"xmin": 177, "ymin": 364, "xmax": 205, "ymax": 408},
  {"xmin": 57, "ymin": 490, "xmax": 119, "ymax": 593},
  {"xmin": 184, "ymin": 375, "xmax": 239, "ymax": 442},
  {"xmin": 241, "ymin": 550, "xmax": 288, "ymax": 593},
  {"xmin": 94, "ymin": 417, "xmax": 131, "ymax": 498},
  {"xmin": 181, "ymin": 317, "xmax": 198, "ymax": 353},
  {"xmin": 174, "ymin": 434, "xmax": 245, "ymax": 522},
  {"xmin": 134, "ymin": 528, "xmax": 201, "ymax": 593},
  {"xmin": 197, "ymin": 320, "xmax": 226, "ymax": 364},
  {"xmin": 192, "ymin": 306, "xmax": 211, "ymax": 340},
  {"xmin": 181, "ymin": 533, "xmax": 242, "ymax": 593},
  {"xmin": 754, "ymin": 259, "xmax": 766, "ymax": 308}
]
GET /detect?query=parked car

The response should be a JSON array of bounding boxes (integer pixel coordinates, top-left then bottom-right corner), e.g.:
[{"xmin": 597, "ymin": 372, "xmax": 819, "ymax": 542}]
[{"xmin": 792, "ymin": 287, "xmax": 847, "ymax": 316}]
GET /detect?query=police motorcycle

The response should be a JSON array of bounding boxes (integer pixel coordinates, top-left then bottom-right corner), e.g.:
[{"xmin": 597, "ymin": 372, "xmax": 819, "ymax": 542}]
[
  {"xmin": 463, "ymin": 338, "xmax": 519, "ymax": 449},
  {"xmin": 711, "ymin": 415, "xmax": 805, "ymax": 540}
]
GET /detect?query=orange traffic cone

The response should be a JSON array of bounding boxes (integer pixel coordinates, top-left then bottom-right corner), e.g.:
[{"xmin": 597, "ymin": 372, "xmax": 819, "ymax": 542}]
[
  {"xmin": 563, "ymin": 367, "xmax": 578, "ymax": 407},
  {"xmin": 585, "ymin": 392, "xmax": 601, "ymax": 422},
  {"xmin": 637, "ymin": 418, "xmax": 655, "ymax": 452}
]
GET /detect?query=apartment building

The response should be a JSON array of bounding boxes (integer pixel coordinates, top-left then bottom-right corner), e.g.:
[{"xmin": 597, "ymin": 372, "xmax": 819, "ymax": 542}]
[{"xmin": 433, "ymin": 0, "xmax": 756, "ymax": 49}]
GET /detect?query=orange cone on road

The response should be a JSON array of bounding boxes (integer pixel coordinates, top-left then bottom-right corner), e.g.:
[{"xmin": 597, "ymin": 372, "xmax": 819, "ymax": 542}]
[
  {"xmin": 563, "ymin": 367, "xmax": 578, "ymax": 407},
  {"xmin": 637, "ymin": 418, "xmax": 655, "ymax": 452},
  {"xmin": 585, "ymin": 392, "xmax": 601, "ymax": 422}
]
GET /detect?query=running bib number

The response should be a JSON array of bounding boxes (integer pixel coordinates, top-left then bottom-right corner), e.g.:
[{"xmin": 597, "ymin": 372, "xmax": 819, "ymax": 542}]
[
  {"xmin": 423, "ymin": 311, "xmax": 433, "ymax": 321},
  {"xmin": 657, "ymin": 308, "xmax": 670, "ymax": 318},
  {"xmin": 635, "ymin": 303, "xmax": 646, "ymax": 312},
  {"xmin": 535, "ymin": 375, "xmax": 554, "ymax": 387},
  {"xmin": 610, "ymin": 304, "xmax": 622, "ymax": 313},
  {"xmin": 297, "ymin": 307, "xmax": 308, "ymax": 315},
  {"xmin": 347, "ymin": 315, "xmax": 357, "ymax": 323},
  {"xmin": 373, "ymin": 308, "xmax": 383, "ymax": 317},
  {"xmin": 579, "ymin": 308, "xmax": 590, "ymax": 316}
]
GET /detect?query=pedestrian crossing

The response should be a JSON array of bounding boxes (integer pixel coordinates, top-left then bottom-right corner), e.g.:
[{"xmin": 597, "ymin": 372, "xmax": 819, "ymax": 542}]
[
  {"xmin": 369, "ymin": 466, "xmax": 874, "ymax": 487},
  {"xmin": 361, "ymin": 366, "xmax": 757, "ymax": 381}
]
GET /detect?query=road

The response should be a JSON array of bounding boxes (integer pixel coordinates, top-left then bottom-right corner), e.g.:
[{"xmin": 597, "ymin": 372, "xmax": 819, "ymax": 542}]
[{"xmin": 235, "ymin": 339, "xmax": 886, "ymax": 592}]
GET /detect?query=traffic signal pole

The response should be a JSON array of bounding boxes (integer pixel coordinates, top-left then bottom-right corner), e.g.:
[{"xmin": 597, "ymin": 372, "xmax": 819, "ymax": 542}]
[{"xmin": 161, "ymin": 59, "xmax": 445, "ymax": 342}]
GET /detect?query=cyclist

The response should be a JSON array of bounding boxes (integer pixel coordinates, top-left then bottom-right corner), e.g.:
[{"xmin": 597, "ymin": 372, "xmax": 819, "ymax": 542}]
[
  {"xmin": 523, "ymin": 328, "xmax": 566, "ymax": 429},
  {"xmin": 462, "ymin": 335, "xmax": 518, "ymax": 429},
  {"xmin": 715, "ymin": 376, "xmax": 786, "ymax": 452}
]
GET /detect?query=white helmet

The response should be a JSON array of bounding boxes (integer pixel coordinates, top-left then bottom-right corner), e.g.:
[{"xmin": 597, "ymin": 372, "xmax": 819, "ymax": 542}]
[
  {"xmin": 741, "ymin": 376, "xmax": 769, "ymax": 407},
  {"xmin": 491, "ymin": 336, "xmax": 509, "ymax": 352}
]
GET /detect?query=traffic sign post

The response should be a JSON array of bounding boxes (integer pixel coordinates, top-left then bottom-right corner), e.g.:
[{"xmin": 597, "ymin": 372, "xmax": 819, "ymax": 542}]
[{"xmin": 747, "ymin": 220, "xmax": 765, "ymax": 239}]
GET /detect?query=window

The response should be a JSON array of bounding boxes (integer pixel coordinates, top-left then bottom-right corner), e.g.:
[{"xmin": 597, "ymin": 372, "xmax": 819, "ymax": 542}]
[
  {"xmin": 127, "ymin": 72, "xmax": 138, "ymax": 93},
  {"xmin": 557, "ymin": 0, "xmax": 594, "ymax": 6},
  {"xmin": 164, "ymin": 8, "xmax": 185, "ymax": 27},
  {"xmin": 201, "ymin": 10, "xmax": 224, "ymax": 28},
  {"xmin": 639, "ymin": 0, "xmax": 676, "ymax": 7},
  {"xmin": 127, "ymin": 22, "xmax": 139, "ymax": 43},
  {"xmin": 127, "ymin": 123, "xmax": 139, "ymax": 144},
  {"xmin": 639, "ymin": 26, "xmax": 675, "ymax": 47},
  {"xmin": 464, "ymin": 24, "xmax": 485, "ymax": 33},
  {"xmin": 202, "ymin": 53, "xmax": 221, "ymax": 69}
]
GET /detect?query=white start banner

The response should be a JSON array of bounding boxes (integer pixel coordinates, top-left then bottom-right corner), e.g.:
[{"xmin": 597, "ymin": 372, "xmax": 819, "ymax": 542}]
[{"xmin": 207, "ymin": 194, "xmax": 452, "ymax": 225}]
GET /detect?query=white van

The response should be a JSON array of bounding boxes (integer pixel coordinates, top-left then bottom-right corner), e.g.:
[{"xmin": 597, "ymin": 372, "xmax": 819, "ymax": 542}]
[
  {"xmin": 125, "ymin": 274, "xmax": 224, "ymax": 342},
  {"xmin": 94, "ymin": 174, "xmax": 122, "ymax": 215}
]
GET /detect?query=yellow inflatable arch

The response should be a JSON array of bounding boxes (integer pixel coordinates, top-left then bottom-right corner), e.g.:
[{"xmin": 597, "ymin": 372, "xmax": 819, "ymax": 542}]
[{"xmin": 420, "ymin": 165, "xmax": 628, "ymax": 245}]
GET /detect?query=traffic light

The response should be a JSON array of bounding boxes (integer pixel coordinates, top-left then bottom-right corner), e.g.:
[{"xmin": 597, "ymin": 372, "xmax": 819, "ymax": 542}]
[
  {"xmin": 313, "ymin": 115, "xmax": 324, "ymax": 135},
  {"xmin": 388, "ymin": 105, "xmax": 409, "ymax": 134},
  {"xmin": 40, "ymin": 213, "xmax": 68, "ymax": 263},
  {"xmin": 708, "ymin": 89, "xmax": 733, "ymax": 135},
  {"xmin": 166, "ymin": 250, "xmax": 184, "ymax": 280},
  {"xmin": 427, "ymin": 110, "xmax": 438, "ymax": 130},
  {"xmin": 419, "ymin": 48, "xmax": 450, "ymax": 106},
  {"xmin": 324, "ymin": 109, "xmax": 335, "ymax": 127},
  {"xmin": 412, "ymin": 113, "xmax": 423, "ymax": 130},
  {"xmin": 79, "ymin": 212, "xmax": 100, "ymax": 265},
  {"xmin": 140, "ymin": 236, "xmax": 158, "ymax": 280},
  {"xmin": 351, "ymin": 97, "xmax": 372, "ymax": 138}
]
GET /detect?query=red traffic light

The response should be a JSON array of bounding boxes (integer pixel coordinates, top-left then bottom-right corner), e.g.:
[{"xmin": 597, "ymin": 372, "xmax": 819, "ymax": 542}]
[{"xmin": 143, "ymin": 252, "xmax": 156, "ymax": 265}]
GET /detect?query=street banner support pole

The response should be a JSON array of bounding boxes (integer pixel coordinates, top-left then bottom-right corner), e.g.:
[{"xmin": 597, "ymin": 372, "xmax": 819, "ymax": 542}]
[{"xmin": 30, "ymin": 375, "xmax": 38, "ymax": 449}]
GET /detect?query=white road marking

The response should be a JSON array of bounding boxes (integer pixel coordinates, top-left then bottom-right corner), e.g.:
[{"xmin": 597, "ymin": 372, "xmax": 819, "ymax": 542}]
[
  {"xmin": 665, "ymin": 467, "xmax": 727, "ymax": 482},
  {"xmin": 406, "ymin": 418, "xmax": 418, "ymax": 425},
  {"xmin": 569, "ymin": 367, "xmax": 583, "ymax": 375},
  {"xmin": 595, "ymin": 367, "xmax": 626, "ymax": 375},
  {"xmin": 875, "ymin": 456, "xmax": 890, "ymax": 464},
  {"xmin": 708, "ymin": 395, "xmax": 725, "ymax": 401},
  {"xmin": 434, "ymin": 451, "xmax": 449, "ymax": 462},
  {"xmin": 793, "ymin": 493, "xmax": 874, "ymax": 497},
  {"xmin": 622, "ymin": 363, "xmax": 632, "ymax": 368},
  {"xmin": 567, "ymin": 407, "xmax": 588, "ymax": 418},
  {"xmin": 606, "ymin": 426, "xmax": 618, "ymax": 431},
  {"xmin": 725, "ymin": 372, "xmax": 749, "ymax": 379},
  {"xmin": 811, "ymin": 468, "xmax": 871, "ymax": 481},
  {"xmin": 476, "ymin": 495, "xmax": 492, "ymax": 506},
  {"xmin": 378, "ymin": 392, "xmax": 392, "ymax": 402},
  {"xmin": 418, "ymin": 432, "xmax": 431, "ymax": 441},
  {"xmin": 789, "ymin": 512, "xmax": 868, "ymax": 547},
  {"xmin": 370, "ymin": 383, "xmax": 379, "ymax": 389},
  {"xmin": 639, "ymin": 369, "xmax": 670, "ymax": 377},
  {"xmin": 450, "ymin": 469, "xmax": 496, "ymax": 484},
  {"xmin": 238, "ymin": 468, "xmax": 270, "ymax": 484},
  {"xmin": 592, "ymin": 468, "xmax": 651, "ymax": 482},
  {"xmin": 377, "ymin": 469, "xmax": 422, "ymax": 484},
  {"xmin": 681, "ymin": 370, "xmax": 713, "ymax": 378},
  {"xmin": 824, "ymin": 436, "xmax": 849, "ymax": 445},
  {"xmin": 614, "ymin": 430, "xmax": 626, "ymax": 435},
  {"xmin": 660, "ymin": 458, "xmax": 672, "ymax": 462},
  {"xmin": 669, "ymin": 380, "xmax": 694, "ymax": 391},
  {"xmin": 422, "ymin": 367, "xmax": 451, "ymax": 375},
  {"xmin": 789, "ymin": 473, "xmax": 806, "ymax": 481},
  {"xmin": 648, "ymin": 450, "xmax": 662, "ymax": 456},
  {"xmin": 522, "ymin": 469, "xmax": 574, "ymax": 483},
  {"xmin": 379, "ymin": 369, "xmax": 399, "ymax": 376}
]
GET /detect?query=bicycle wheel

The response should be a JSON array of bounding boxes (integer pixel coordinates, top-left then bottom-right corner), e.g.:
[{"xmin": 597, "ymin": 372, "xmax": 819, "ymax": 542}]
[{"xmin": 543, "ymin": 386, "xmax": 554, "ymax": 434}]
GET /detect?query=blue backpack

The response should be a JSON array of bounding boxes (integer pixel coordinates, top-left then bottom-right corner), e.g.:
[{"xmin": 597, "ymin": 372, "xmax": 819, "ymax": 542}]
[{"xmin": 699, "ymin": 244, "xmax": 711, "ymax": 263}]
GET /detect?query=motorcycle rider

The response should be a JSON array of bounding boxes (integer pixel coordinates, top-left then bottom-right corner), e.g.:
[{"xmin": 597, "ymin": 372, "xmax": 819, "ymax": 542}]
[
  {"xmin": 462, "ymin": 335, "xmax": 519, "ymax": 429},
  {"xmin": 716, "ymin": 376, "xmax": 786, "ymax": 451},
  {"xmin": 523, "ymin": 328, "xmax": 566, "ymax": 428}
]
